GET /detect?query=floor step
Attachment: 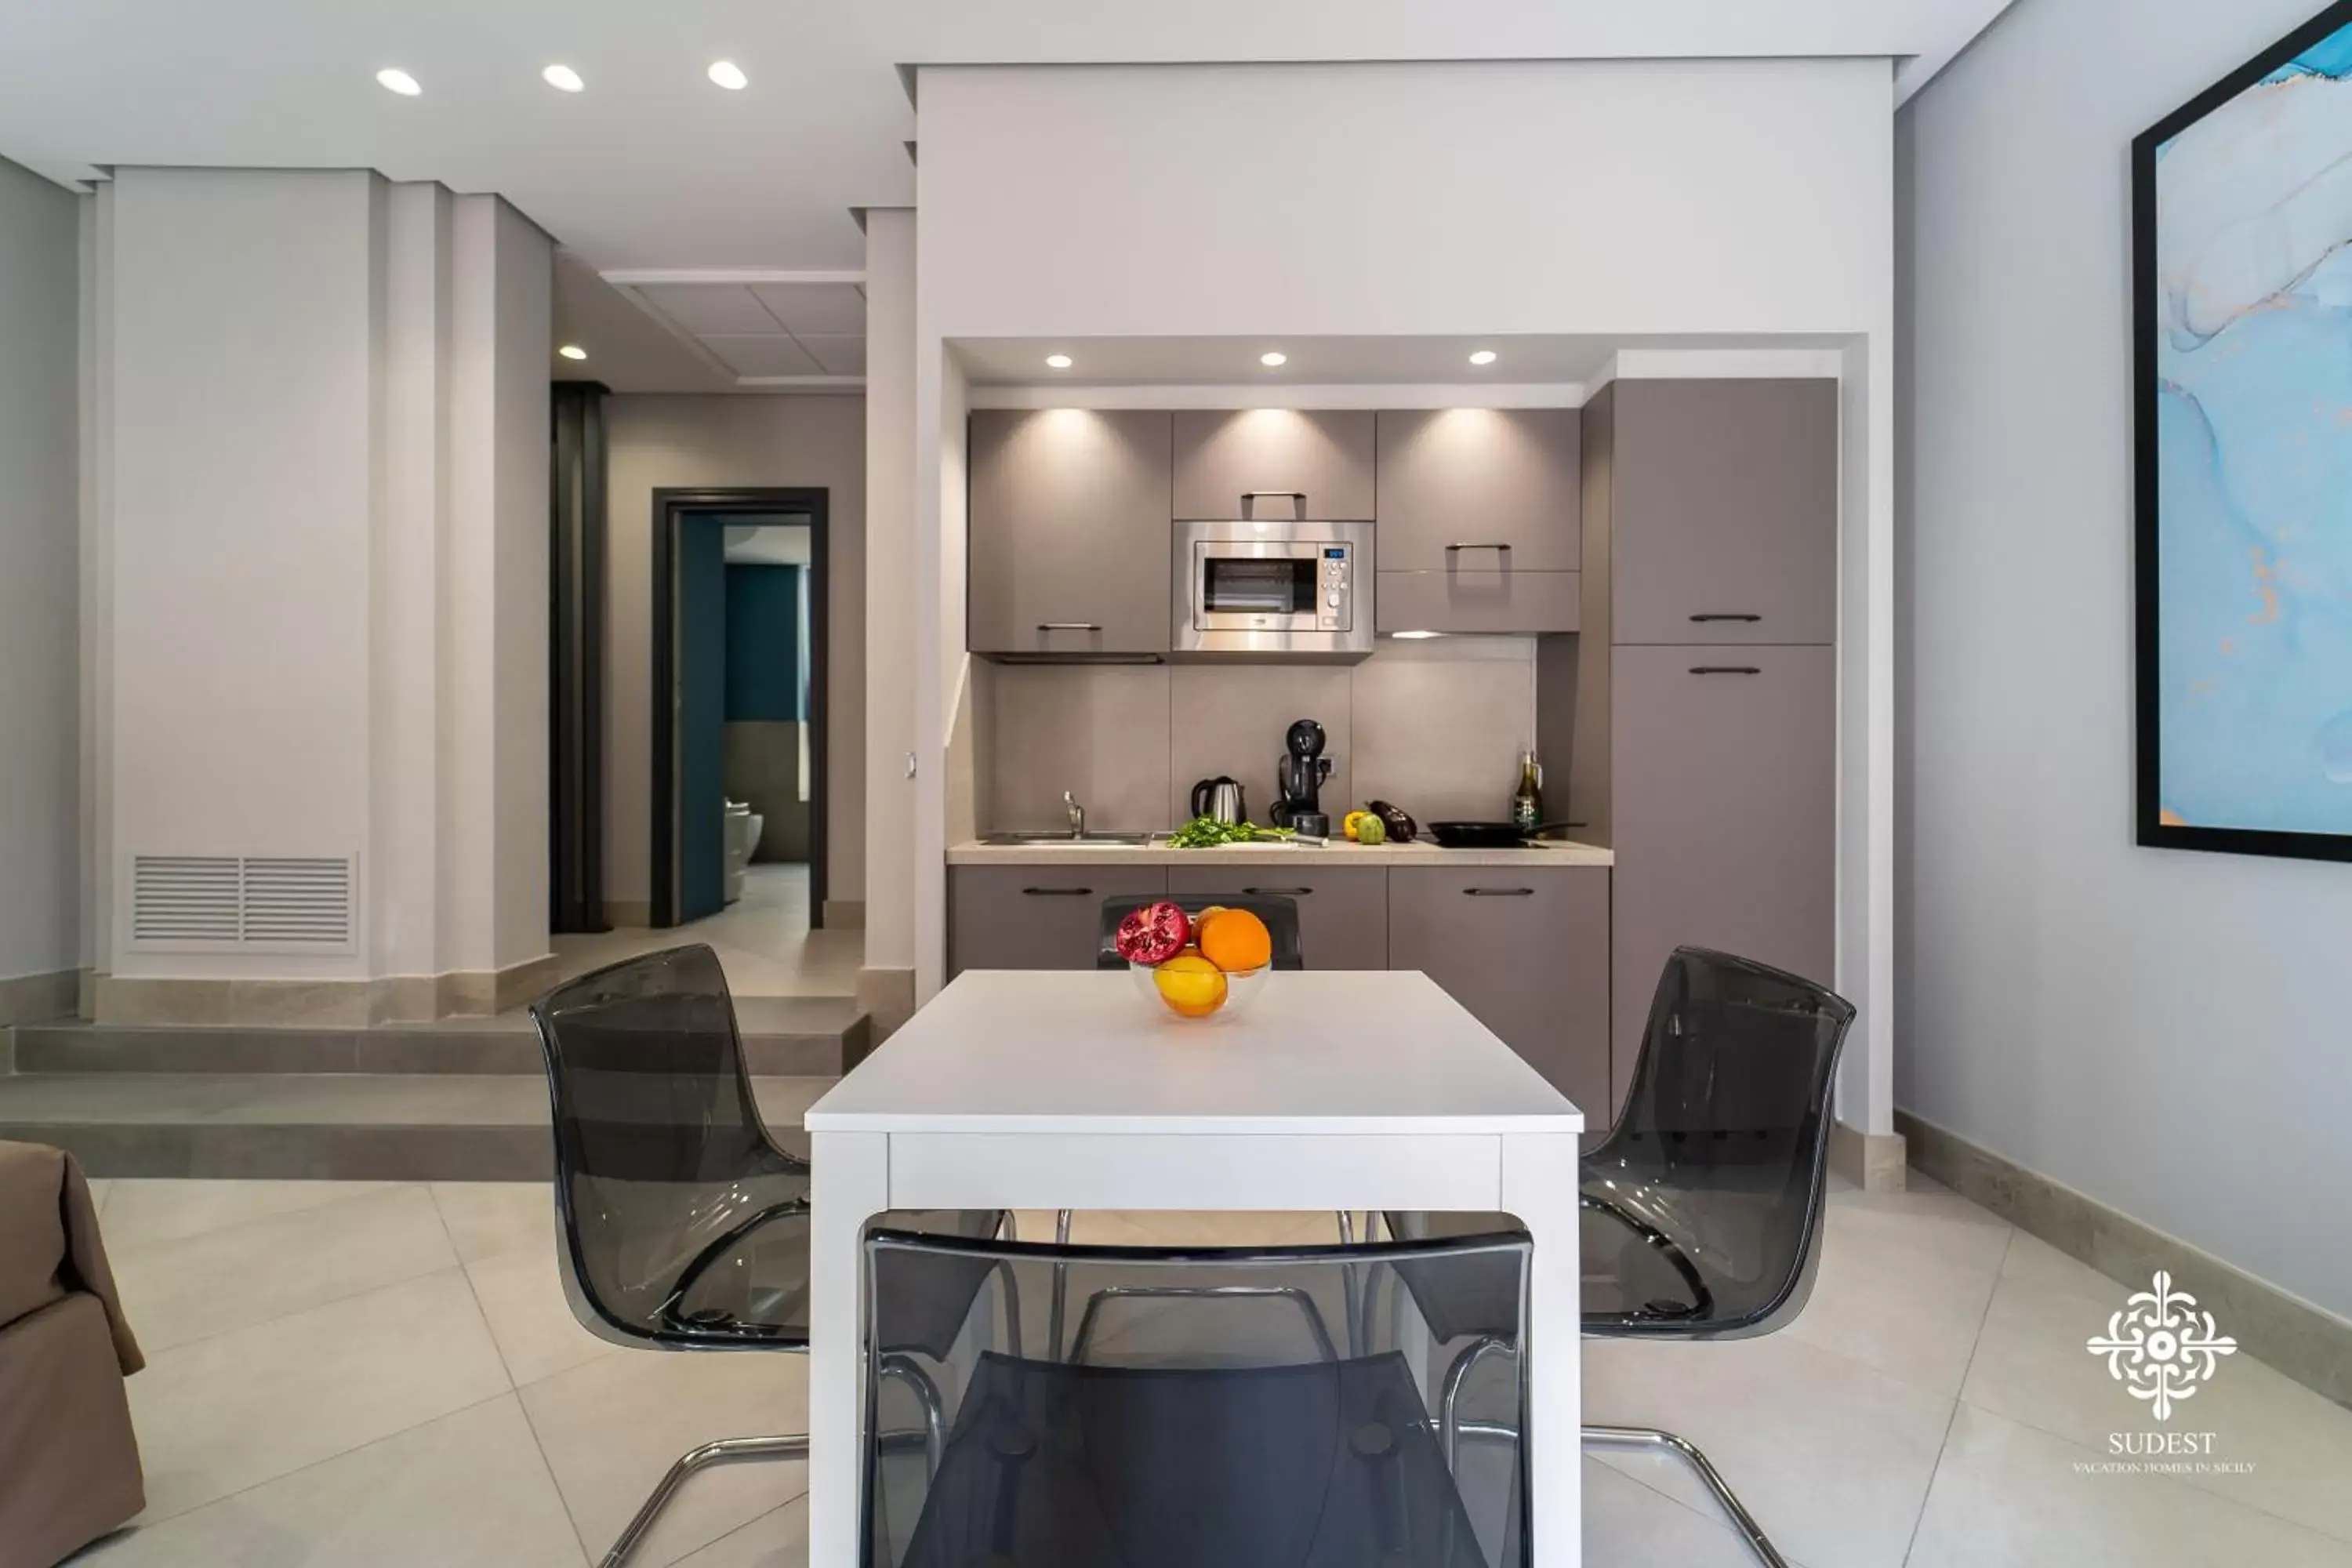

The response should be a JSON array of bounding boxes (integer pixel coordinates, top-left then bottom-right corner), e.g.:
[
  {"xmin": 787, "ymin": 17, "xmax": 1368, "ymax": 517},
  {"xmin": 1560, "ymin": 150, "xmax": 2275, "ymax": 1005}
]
[
  {"xmin": 9, "ymin": 994, "xmax": 868, "ymax": 1078},
  {"xmin": 0, "ymin": 1073, "xmax": 833, "ymax": 1181}
]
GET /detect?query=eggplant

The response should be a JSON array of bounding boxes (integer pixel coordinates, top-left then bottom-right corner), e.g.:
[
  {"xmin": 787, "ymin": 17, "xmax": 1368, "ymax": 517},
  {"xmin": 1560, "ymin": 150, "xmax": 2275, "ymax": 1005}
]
[{"xmin": 1364, "ymin": 799, "xmax": 1418, "ymax": 844}]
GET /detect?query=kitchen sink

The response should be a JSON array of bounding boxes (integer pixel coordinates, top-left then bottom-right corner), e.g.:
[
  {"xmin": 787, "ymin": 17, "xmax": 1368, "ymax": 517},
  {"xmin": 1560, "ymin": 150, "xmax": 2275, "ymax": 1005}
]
[{"xmin": 978, "ymin": 831, "xmax": 1156, "ymax": 846}]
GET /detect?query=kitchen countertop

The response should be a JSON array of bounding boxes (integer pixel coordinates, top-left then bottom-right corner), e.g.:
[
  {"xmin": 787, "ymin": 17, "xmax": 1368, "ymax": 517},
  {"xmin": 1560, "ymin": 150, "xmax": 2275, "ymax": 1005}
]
[{"xmin": 947, "ymin": 836, "xmax": 1613, "ymax": 868}]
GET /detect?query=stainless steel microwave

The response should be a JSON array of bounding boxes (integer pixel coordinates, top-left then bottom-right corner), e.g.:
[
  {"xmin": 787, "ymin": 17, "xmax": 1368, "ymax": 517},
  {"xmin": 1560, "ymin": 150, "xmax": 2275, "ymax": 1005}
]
[{"xmin": 1171, "ymin": 519, "xmax": 1375, "ymax": 658}]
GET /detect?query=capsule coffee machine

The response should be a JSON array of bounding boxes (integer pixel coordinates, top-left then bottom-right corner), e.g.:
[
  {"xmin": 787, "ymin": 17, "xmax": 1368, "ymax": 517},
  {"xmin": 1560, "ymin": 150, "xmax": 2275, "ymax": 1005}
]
[{"xmin": 1270, "ymin": 718, "xmax": 1334, "ymax": 837}]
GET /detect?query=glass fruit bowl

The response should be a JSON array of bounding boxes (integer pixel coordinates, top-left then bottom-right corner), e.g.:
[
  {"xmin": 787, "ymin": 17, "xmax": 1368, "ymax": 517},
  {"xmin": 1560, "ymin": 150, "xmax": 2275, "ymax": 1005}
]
[{"xmin": 1129, "ymin": 957, "xmax": 1271, "ymax": 1021}]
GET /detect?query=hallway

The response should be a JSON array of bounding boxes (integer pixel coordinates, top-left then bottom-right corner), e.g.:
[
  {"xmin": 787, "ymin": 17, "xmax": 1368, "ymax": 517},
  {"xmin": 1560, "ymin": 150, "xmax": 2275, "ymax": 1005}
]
[{"xmin": 550, "ymin": 866, "xmax": 858, "ymax": 1000}]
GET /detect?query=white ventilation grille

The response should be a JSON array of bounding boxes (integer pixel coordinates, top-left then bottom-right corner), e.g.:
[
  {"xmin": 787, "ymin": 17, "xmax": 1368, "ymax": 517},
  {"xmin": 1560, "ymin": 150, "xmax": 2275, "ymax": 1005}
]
[
  {"xmin": 129, "ymin": 857, "xmax": 241, "ymax": 944},
  {"xmin": 128, "ymin": 855, "xmax": 357, "ymax": 952}
]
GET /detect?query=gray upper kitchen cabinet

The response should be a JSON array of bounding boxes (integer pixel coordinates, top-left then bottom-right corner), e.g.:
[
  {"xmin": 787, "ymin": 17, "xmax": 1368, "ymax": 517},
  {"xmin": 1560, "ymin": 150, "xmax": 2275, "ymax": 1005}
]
[
  {"xmin": 1604, "ymin": 379, "xmax": 1838, "ymax": 645},
  {"xmin": 1606, "ymin": 644, "xmax": 1835, "ymax": 1103},
  {"xmin": 1172, "ymin": 410, "xmax": 1375, "ymax": 521},
  {"xmin": 967, "ymin": 409, "xmax": 1174, "ymax": 656},
  {"xmin": 1387, "ymin": 866, "xmax": 1611, "ymax": 1121},
  {"xmin": 1373, "ymin": 408, "xmax": 1581, "ymax": 572},
  {"xmin": 948, "ymin": 864, "xmax": 1168, "ymax": 977},
  {"xmin": 1166, "ymin": 864, "xmax": 1388, "ymax": 970}
]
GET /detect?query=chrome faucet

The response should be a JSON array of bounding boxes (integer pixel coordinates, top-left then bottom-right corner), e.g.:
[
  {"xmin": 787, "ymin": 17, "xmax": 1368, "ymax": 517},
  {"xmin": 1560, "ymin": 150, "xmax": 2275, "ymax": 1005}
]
[{"xmin": 1063, "ymin": 790, "xmax": 1086, "ymax": 839}]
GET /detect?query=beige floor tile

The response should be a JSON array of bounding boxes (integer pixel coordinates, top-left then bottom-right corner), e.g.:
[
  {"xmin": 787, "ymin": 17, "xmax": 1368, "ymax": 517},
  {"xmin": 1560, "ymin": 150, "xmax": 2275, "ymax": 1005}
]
[
  {"xmin": 98, "ymin": 1179, "xmax": 394, "ymax": 1253},
  {"xmin": 430, "ymin": 1180, "xmax": 559, "ymax": 1263},
  {"xmin": 111, "ymin": 1185, "xmax": 457, "ymax": 1353},
  {"xmin": 76, "ymin": 1396, "xmax": 585, "ymax": 1567},
  {"xmin": 1907, "ymin": 1403, "xmax": 2352, "ymax": 1568},
  {"xmin": 1965, "ymin": 1233, "xmax": 2352, "ymax": 1545},
  {"xmin": 1785, "ymin": 1202, "xmax": 2013, "ymax": 1397},
  {"xmin": 86, "ymin": 1177, "xmax": 111, "ymax": 1211},
  {"xmin": 1584, "ymin": 1330, "xmax": 1952, "ymax": 1568},
  {"xmin": 128, "ymin": 1268, "xmax": 512, "ymax": 1523},
  {"xmin": 667, "ymin": 1496, "xmax": 810, "ymax": 1568},
  {"xmin": 466, "ymin": 1241, "xmax": 622, "ymax": 1388},
  {"xmin": 521, "ymin": 1345, "xmax": 809, "ymax": 1567},
  {"xmin": 1584, "ymin": 1454, "xmax": 1802, "ymax": 1568}
]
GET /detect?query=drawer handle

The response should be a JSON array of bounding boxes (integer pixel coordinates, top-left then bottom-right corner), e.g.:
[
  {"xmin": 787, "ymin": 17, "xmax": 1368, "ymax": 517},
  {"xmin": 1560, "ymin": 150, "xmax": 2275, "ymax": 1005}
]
[
  {"xmin": 1036, "ymin": 622, "xmax": 1102, "ymax": 632},
  {"xmin": 1690, "ymin": 665, "xmax": 1762, "ymax": 676},
  {"xmin": 1690, "ymin": 612, "xmax": 1762, "ymax": 623},
  {"xmin": 1445, "ymin": 542, "xmax": 1513, "ymax": 553},
  {"xmin": 1463, "ymin": 887, "xmax": 1536, "ymax": 897},
  {"xmin": 1242, "ymin": 887, "xmax": 1313, "ymax": 897},
  {"xmin": 1021, "ymin": 887, "xmax": 1094, "ymax": 897}
]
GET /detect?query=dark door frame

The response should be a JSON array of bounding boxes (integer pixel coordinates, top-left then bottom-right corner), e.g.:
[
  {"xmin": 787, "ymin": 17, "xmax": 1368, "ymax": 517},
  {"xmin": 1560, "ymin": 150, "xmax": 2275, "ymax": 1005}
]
[{"xmin": 650, "ymin": 486, "xmax": 830, "ymax": 929}]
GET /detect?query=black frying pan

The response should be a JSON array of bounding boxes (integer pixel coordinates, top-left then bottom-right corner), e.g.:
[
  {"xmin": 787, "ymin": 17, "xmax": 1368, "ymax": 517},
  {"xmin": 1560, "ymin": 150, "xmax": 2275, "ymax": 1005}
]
[{"xmin": 1427, "ymin": 819, "xmax": 1577, "ymax": 848}]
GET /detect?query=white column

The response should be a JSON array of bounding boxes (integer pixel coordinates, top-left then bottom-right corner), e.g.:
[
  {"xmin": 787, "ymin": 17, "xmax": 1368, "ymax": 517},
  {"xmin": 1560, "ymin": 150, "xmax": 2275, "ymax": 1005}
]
[
  {"xmin": 861, "ymin": 209, "xmax": 918, "ymax": 1031},
  {"xmin": 92, "ymin": 167, "xmax": 550, "ymax": 1019}
]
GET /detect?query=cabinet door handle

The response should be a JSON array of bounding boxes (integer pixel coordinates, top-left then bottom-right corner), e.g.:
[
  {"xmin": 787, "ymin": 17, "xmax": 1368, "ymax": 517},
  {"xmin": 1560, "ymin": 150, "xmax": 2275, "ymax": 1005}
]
[
  {"xmin": 1690, "ymin": 665, "xmax": 1762, "ymax": 676},
  {"xmin": 1689, "ymin": 612, "xmax": 1761, "ymax": 623},
  {"xmin": 1240, "ymin": 491, "xmax": 1309, "ymax": 521},
  {"xmin": 1242, "ymin": 886, "xmax": 1313, "ymax": 897},
  {"xmin": 1463, "ymin": 887, "xmax": 1536, "ymax": 897},
  {"xmin": 1445, "ymin": 542, "xmax": 1513, "ymax": 553},
  {"xmin": 1036, "ymin": 622, "xmax": 1102, "ymax": 632},
  {"xmin": 1021, "ymin": 887, "xmax": 1094, "ymax": 897}
]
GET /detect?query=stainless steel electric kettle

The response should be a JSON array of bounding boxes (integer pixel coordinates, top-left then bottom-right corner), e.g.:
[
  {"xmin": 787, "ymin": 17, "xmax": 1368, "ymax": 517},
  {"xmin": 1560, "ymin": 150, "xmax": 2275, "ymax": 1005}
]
[{"xmin": 1189, "ymin": 776, "xmax": 1247, "ymax": 825}]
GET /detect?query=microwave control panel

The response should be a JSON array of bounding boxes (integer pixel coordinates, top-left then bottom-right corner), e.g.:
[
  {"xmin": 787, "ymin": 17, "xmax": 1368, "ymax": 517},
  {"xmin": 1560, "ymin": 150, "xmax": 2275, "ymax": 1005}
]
[{"xmin": 1320, "ymin": 546, "xmax": 1349, "ymax": 630}]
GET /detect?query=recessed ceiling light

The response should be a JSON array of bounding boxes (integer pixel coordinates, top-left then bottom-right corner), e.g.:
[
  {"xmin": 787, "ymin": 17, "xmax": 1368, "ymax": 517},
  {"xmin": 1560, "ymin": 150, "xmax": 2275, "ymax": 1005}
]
[
  {"xmin": 1045, "ymin": 354, "xmax": 1073, "ymax": 369},
  {"xmin": 1260, "ymin": 350, "xmax": 1287, "ymax": 368},
  {"xmin": 707, "ymin": 60, "xmax": 749, "ymax": 90},
  {"xmin": 376, "ymin": 67, "xmax": 422, "ymax": 96},
  {"xmin": 557, "ymin": 344, "xmax": 589, "ymax": 361},
  {"xmin": 542, "ymin": 64, "xmax": 584, "ymax": 93},
  {"xmin": 1468, "ymin": 349, "xmax": 1498, "ymax": 366}
]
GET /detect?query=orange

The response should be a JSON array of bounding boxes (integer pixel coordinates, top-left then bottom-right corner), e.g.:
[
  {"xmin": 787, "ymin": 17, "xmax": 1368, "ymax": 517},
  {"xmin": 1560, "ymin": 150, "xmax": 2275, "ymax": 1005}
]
[
  {"xmin": 1152, "ymin": 953, "xmax": 1228, "ymax": 1018},
  {"xmin": 1196, "ymin": 908, "xmax": 1272, "ymax": 974}
]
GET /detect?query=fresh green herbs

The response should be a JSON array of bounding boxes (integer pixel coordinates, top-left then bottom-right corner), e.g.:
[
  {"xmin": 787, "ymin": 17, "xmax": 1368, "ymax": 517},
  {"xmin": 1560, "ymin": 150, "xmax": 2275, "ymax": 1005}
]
[{"xmin": 1163, "ymin": 816, "xmax": 1297, "ymax": 849}]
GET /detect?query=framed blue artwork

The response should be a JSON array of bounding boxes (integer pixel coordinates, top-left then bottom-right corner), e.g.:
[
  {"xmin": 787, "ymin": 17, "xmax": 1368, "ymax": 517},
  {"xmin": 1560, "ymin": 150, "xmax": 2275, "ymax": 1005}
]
[{"xmin": 2136, "ymin": 2, "xmax": 2352, "ymax": 861}]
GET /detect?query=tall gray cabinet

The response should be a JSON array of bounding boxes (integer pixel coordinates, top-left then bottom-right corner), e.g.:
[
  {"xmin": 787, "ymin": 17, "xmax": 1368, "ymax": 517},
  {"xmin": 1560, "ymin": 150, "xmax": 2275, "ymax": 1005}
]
[{"xmin": 1560, "ymin": 379, "xmax": 1839, "ymax": 1111}]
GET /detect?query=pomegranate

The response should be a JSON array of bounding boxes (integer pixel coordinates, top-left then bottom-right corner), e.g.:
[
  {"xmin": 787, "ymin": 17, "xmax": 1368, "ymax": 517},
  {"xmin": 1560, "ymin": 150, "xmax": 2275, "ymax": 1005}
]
[{"xmin": 1113, "ymin": 900, "xmax": 1191, "ymax": 965}]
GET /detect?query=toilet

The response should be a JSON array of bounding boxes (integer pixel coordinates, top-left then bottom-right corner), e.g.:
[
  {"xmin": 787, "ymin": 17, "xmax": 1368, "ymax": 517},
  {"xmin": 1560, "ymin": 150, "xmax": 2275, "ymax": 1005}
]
[{"xmin": 723, "ymin": 800, "xmax": 765, "ymax": 905}]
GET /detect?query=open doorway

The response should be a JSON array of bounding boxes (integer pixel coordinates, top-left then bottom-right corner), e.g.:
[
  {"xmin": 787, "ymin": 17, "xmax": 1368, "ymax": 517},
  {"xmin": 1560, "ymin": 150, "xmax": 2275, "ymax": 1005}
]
[{"xmin": 651, "ymin": 486, "xmax": 829, "ymax": 929}]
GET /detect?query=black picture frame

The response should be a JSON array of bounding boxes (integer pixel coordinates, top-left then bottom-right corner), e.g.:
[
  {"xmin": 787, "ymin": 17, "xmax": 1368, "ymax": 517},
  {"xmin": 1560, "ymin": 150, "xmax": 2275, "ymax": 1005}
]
[
  {"xmin": 650, "ymin": 486, "xmax": 833, "ymax": 925},
  {"xmin": 2132, "ymin": 0, "xmax": 2352, "ymax": 864}
]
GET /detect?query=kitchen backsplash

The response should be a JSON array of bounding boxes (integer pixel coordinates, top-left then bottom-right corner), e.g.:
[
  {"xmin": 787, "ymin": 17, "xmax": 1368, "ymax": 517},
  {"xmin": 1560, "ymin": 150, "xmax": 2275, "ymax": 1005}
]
[{"xmin": 975, "ymin": 639, "xmax": 1541, "ymax": 833}]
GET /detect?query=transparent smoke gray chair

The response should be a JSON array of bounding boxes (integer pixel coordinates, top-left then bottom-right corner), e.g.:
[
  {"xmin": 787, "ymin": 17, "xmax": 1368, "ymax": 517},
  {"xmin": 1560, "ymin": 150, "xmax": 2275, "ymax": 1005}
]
[
  {"xmin": 861, "ymin": 1226, "xmax": 1537, "ymax": 1568},
  {"xmin": 1382, "ymin": 946, "xmax": 1857, "ymax": 1568},
  {"xmin": 532, "ymin": 945, "xmax": 1007, "ymax": 1567}
]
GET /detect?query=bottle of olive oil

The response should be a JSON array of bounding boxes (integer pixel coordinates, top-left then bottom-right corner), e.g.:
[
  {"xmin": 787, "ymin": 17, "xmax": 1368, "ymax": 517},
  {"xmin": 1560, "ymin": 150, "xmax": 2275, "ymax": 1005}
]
[{"xmin": 1510, "ymin": 747, "xmax": 1543, "ymax": 834}]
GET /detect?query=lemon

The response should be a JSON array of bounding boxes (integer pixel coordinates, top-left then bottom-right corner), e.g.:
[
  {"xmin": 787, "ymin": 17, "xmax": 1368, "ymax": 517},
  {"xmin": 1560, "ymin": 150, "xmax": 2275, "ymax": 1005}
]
[{"xmin": 1152, "ymin": 953, "xmax": 1229, "ymax": 1018}]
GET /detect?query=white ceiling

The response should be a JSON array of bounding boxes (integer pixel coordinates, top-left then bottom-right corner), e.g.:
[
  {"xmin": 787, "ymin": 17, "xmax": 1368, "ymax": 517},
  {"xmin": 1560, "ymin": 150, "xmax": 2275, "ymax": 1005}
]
[
  {"xmin": 724, "ymin": 523, "xmax": 812, "ymax": 564},
  {"xmin": 2, "ymin": 0, "xmax": 2014, "ymax": 274}
]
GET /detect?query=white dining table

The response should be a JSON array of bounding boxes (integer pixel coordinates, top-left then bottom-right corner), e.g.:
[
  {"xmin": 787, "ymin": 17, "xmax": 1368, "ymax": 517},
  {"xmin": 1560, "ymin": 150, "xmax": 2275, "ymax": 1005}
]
[{"xmin": 801, "ymin": 967, "xmax": 1587, "ymax": 1566}]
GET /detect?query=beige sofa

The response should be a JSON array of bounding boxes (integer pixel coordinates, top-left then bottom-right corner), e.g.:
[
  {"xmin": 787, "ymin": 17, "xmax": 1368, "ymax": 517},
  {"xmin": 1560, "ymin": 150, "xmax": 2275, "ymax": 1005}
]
[{"xmin": 0, "ymin": 1142, "xmax": 144, "ymax": 1568}]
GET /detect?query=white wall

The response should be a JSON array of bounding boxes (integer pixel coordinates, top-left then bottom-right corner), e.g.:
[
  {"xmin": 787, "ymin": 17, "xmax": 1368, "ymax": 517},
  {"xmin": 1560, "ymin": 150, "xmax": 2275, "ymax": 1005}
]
[
  {"xmin": 603, "ymin": 394, "xmax": 867, "ymax": 913},
  {"xmin": 912, "ymin": 61, "xmax": 1899, "ymax": 1133},
  {"xmin": 93, "ymin": 169, "xmax": 552, "ymax": 991},
  {"xmin": 1900, "ymin": 0, "xmax": 2352, "ymax": 1316},
  {"xmin": 0, "ymin": 154, "xmax": 80, "ymax": 993},
  {"xmin": 864, "ymin": 211, "xmax": 916, "ymax": 978},
  {"xmin": 107, "ymin": 169, "xmax": 377, "ymax": 978}
]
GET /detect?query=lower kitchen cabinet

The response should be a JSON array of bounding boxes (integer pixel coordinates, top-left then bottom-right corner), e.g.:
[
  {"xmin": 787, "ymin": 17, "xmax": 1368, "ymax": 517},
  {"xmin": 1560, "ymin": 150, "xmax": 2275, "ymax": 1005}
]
[
  {"xmin": 949, "ymin": 865, "xmax": 1167, "ymax": 976},
  {"xmin": 1387, "ymin": 866, "xmax": 1612, "ymax": 1123},
  {"xmin": 1166, "ymin": 864, "xmax": 1388, "ymax": 970}
]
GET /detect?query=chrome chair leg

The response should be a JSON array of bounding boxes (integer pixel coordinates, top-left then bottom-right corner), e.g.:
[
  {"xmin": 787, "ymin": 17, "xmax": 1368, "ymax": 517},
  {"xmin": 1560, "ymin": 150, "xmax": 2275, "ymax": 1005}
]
[
  {"xmin": 1047, "ymin": 1209, "xmax": 1073, "ymax": 1358},
  {"xmin": 1582, "ymin": 1425, "xmax": 1790, "ymax": 1568},
  {"xmin": 599, "ymin": 1434, "xmax": 809, "ymax": 1568}
]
